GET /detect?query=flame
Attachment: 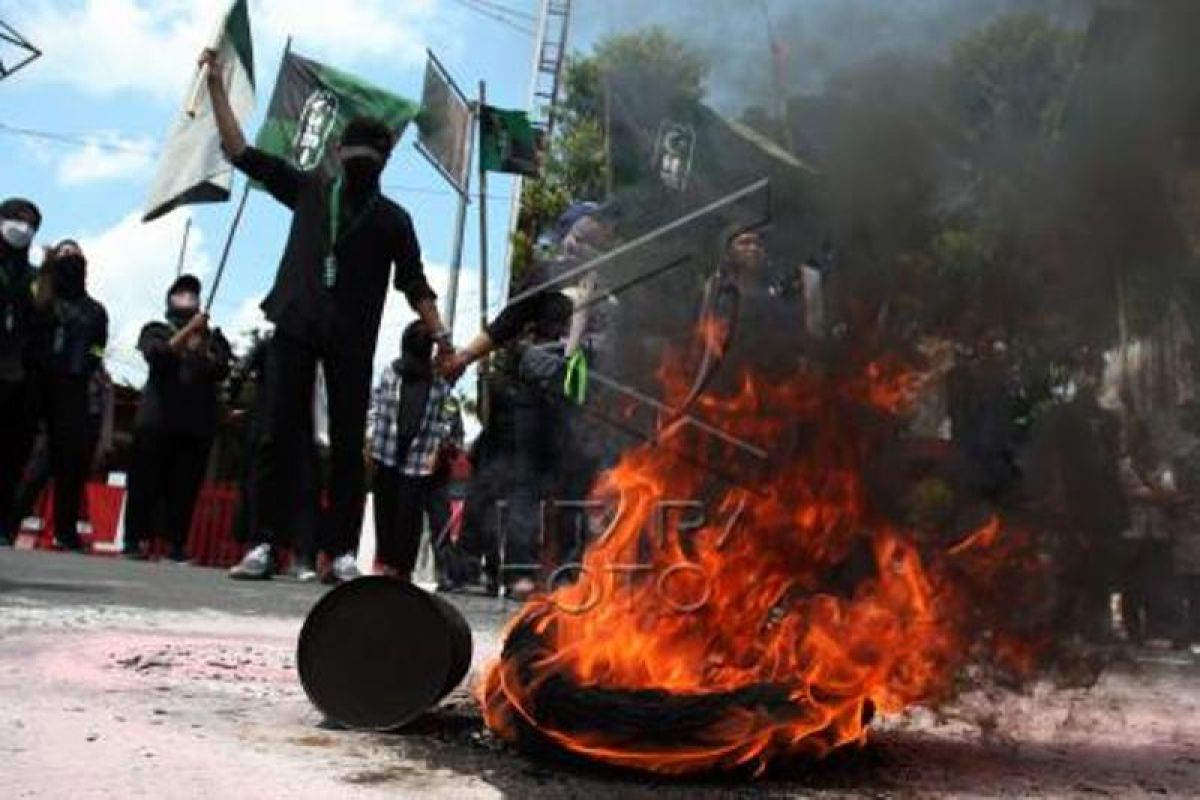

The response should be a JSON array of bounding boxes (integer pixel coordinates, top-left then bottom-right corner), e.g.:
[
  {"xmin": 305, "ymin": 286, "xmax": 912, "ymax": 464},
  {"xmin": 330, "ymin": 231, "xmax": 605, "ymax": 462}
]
[{"xmin": 480, "ymin": 341, "xmax": 1033, "ymax": 775}]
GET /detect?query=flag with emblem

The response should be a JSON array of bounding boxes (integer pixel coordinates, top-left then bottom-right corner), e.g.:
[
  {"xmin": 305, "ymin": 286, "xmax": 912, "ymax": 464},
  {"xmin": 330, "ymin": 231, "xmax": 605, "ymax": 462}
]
[
  {"xmin": 254, "ymin": 52, "xmax": 419, "ymax": 179},
  {"xmin": 143, "ymin": 0, "xmax": 255, "ymax": 222},
  {"xmin": 478, "ymin": 104, "xmax": 541, "ymax": 177}
]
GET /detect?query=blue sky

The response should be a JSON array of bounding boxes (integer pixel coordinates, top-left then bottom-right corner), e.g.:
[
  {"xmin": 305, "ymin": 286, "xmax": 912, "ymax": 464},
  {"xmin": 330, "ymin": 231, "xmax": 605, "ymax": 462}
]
[{"xmin": 0, "ymin": 0, "xmax": 551, "ymax": 387}]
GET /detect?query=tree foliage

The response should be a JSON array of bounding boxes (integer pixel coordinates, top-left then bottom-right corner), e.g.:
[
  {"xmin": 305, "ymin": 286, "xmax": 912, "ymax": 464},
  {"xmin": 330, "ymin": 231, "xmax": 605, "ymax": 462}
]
[{"xmin": 509, "ymin": 28, "xmax": 708, "ymax": 282}]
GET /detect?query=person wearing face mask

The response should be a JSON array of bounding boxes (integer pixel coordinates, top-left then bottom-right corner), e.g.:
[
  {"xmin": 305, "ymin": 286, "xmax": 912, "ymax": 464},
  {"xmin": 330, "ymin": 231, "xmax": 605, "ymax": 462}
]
[
  {"xmin": 199, "ymin": 49, "xmax": 455, "ymax": 581},
  {"xmin": 123, "ymin": 275, "xmax": 231, "ymax": 562},
  {"xmin": 367, "ymin": 322, "xmax": 462, "ymax": 580},
  {"xmin": 30, "ymin": 239, "xmax": 109, "ymax": 552},
  {"xmin": 0, "ymin": 198, "xmax": 42, "ymax": 546}
]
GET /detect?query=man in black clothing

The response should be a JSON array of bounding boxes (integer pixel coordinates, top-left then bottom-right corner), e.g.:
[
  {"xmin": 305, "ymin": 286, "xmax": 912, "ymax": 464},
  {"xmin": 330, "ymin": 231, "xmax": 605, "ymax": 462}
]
[
  {"xmin": 124, "ymin": 275, "xmax": 231, "ymax": 562},
  {"xmin": 0, "ymin": 198, "xmax": 43, "ymax": 546},
  {"xmin": 198, "ymin": 50, "xmax": 454, "ymax": 580},
  {"xmin": 33, "ymin": 239, "xmax": 109, "ymax": 551}
]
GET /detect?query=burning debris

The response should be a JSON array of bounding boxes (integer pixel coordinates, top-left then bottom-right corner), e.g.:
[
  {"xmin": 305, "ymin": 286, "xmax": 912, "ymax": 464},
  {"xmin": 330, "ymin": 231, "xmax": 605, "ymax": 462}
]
[{"xmin": 481, "ymin": 352, "xmax": 1045, "ymax": 775}]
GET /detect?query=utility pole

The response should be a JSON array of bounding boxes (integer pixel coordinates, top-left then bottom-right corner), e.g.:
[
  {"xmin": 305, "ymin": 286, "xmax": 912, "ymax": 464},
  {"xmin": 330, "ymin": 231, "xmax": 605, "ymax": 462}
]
[{"xmin": 499, "ymin": 0, "xmax": 573, "ymax": 301}]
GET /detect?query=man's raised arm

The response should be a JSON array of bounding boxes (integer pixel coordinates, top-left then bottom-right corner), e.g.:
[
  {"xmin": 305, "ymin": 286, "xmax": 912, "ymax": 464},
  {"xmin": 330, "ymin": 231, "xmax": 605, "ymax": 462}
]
[{"xmin": 200, "ymin": 49, "xmax": 247, "ymax": 160}]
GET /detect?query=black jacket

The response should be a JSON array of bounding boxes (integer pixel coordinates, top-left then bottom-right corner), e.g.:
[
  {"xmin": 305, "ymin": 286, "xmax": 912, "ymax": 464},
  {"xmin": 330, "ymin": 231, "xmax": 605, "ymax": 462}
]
[
  {"xmin": 232, "ymin": 147, "xmax": 436, "ymax": 357},
  {"xmin": 135, "ymin": 321, "xmax": 232, "ymax": 437},
  {"xmin": 0, "ymin": 248, "xmax": 35, "ymax": 382},
  {"xmin": 40, "ymin": 294, "xmax": 108, "ymax": 380}
]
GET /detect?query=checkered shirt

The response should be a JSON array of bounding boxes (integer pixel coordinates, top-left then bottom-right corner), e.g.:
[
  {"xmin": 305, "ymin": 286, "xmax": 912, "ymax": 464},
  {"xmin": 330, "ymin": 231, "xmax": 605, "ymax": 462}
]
[{"xmin": 368, "ymin": 366, "xmax": 460, "ymax": 476}]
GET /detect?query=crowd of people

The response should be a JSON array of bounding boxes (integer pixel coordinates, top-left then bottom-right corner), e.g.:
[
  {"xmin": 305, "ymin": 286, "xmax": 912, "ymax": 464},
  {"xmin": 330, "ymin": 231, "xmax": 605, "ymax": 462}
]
[{"xmin": 4, "ymin": 44, "xmax": 1200, "ymax": 646}]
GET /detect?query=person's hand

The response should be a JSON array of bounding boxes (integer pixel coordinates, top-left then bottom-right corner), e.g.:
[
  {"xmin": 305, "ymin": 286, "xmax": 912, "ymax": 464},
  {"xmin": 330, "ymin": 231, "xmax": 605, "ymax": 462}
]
[
  {"xmin": 186, "ymin": 312, "xmax": 210, "ymax": 334},
  {"xmin": 199, "ymin": 48, "xmax": 223, "ymax": 85},
  {"xmin": 439, "ymin": 351, "xmax": 470, "ymax": 384}
]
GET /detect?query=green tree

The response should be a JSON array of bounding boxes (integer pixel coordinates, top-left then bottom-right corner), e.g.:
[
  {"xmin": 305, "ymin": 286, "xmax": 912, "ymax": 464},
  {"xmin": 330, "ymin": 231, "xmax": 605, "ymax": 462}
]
[
  {"xmin": 509, "ymin": 27, "xmax": 708, "ymax": 282},
  {"xmin": 948, "ymin": 12, "xmax": 1082, "ymax": 147}
]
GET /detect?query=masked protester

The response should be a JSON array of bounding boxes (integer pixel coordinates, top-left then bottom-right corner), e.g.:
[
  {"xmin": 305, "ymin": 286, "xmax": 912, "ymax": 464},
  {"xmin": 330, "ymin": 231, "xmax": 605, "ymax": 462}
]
[
  {"xmin": 31, "ymin": 239, "xmax": 108, "ymax": 552},
  {"xmin": 0, "ymin": 198, "xmax": 42, "ymax": 545},
  {"xmin": 124, "ymin": 275, "xmax": 231, "ymax": 562},
  {"xmin": 199, "ymin": 49, "xmax": 454, "ymax": 582},
  {"xmin": 367, "ymin": 322, "xmax": 462, "ymax": 580}
]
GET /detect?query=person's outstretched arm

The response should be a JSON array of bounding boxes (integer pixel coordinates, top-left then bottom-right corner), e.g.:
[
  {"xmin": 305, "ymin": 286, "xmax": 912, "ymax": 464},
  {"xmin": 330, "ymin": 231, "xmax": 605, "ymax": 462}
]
[
  {"xmin": 200, "ymin": 49, "xmax": 246, "ymax": 159},
  {"xmin": 201, "ymin": 49, "xmax": 302, "ymax": 208}
]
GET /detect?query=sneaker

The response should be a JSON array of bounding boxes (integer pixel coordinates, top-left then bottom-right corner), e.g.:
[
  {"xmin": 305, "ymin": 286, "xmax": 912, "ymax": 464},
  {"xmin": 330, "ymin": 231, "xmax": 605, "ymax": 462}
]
[
  {"xmin": 53, "ymin": 538, "xmax": 90, "ymax": 554},
  {"xmin": 288, "ymin": 559, "xmax": 318, "ymax": 583},
  {"xmin": 329, "ymin": 552, "xmax": 361, "ymax": 583},
  {"xmin": 229, "ymin": 544, "xmax": 274, "ymax": 580}
]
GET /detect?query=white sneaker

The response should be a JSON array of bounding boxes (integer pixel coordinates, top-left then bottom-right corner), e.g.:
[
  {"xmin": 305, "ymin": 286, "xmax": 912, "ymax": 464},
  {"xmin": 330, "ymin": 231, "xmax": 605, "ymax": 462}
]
[
  {"xmin": 331, "ymin": 552, "xmax": 361, "ymax": 583},
  {"xmin": 289, "ymin": 560, "xmax": 318, "ymax": 583},
  {"xmin": 229, "ymin": 543, "xmax": 274, "ymax": 580}
]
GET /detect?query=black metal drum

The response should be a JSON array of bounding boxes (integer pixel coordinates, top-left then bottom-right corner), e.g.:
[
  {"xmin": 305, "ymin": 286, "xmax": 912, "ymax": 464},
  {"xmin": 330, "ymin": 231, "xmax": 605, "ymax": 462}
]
[{"xmin": 297, "ymin": 577, "xmax": 473, "ymax": 730}]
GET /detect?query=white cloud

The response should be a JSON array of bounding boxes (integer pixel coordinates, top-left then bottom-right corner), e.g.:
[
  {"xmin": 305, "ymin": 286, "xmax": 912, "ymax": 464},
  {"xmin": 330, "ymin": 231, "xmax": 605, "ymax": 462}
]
[
  {"xmin": 256, "ymin": 0, "xmax": 437, "ymax": 66},
  {"xmin": 57, "ymin": 133, "xmax": 157, "ymax": 185},
  {"xmin": 12, "ymin": 0, "xmax": 443, "ymax": 101},
  {"xmin": 222, "ymin": 293, "xmax": 269, "ymax": 345},
  {"xmin": 78, "ymin": 210, "xmax": 213, "ymax": 385}
]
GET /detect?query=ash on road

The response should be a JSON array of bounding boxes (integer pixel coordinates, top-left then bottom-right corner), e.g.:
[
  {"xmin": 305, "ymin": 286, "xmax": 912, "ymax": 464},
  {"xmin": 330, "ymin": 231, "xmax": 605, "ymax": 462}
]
[{"xmin": 1, "ymin": 548, "xmax": 1197, "ymax": 798}]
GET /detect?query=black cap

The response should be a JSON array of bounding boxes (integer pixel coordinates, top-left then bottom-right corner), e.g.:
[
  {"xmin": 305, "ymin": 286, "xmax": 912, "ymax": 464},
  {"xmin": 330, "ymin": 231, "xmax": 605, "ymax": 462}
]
[
  {"xmin": 0, "ymin": 197, "xmax": 42, "ymax": 229},
  {"xmin": 168, "ymin": 273, "xmax": 202, "ymax": 296}
]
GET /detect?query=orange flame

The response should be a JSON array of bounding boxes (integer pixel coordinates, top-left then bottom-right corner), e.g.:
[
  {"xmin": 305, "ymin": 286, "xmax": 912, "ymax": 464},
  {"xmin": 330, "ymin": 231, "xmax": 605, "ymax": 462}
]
[{"xmin": 480, "ymin": 342, "xmax": 1029, "ymax": 774}]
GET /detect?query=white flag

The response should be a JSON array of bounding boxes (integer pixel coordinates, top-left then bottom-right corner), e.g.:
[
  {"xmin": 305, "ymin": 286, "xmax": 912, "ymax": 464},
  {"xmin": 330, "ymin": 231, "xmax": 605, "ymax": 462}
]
[{"xmin": 143, "ymin": 0, "xmax": 255, "ymax": 222}]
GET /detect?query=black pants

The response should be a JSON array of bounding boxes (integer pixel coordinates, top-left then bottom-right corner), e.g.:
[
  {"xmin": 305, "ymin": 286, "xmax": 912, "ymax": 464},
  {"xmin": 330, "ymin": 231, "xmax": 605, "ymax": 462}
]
[
  {"xmin": 45, "ymin": 375, "xmax": 92, "ymax": 548},
  {"xmin": 0, "ymin": 379, "xmax": 37, "ymax": 539},
  {"xmin": 372, "ymin": 461, "xmax": 432, "ymax": 574},
  {"xmin": 14, "ymin": 415, "xmax": 101, "ymax": 533},
  {"xmin": 504, "ymin": 383, "xmax": 564, "ymax": 575},
  {"xmin": 125, "ymin": 430, "xmax": 212, "ymax": 552},
  {"xmin": 256, "ymin": 332, "xmax": 372, "ymax": 557}
]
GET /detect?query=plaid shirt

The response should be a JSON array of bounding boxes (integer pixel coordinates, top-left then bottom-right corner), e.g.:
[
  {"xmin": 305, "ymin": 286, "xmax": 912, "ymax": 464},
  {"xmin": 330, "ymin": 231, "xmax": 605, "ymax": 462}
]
[{"xmin": 368, "ymin": 366, "xmax": 461, "ymax": 476}]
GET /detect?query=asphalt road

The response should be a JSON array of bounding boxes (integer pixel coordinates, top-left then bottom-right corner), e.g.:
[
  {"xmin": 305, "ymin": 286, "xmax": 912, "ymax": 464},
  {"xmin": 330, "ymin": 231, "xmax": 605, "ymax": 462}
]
[{"xmin": 2, "ymin": 547, "xmax": 1199, "ymax": 798}]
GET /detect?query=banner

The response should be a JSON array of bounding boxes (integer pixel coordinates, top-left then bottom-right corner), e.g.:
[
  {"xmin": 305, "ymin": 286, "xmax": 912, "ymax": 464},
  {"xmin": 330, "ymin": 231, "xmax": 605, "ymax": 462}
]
[
  {"xmin": 416, "ymin": 53, "xmax": 472, "ymax": 193},
  {"xmin": 255, "ymin": 52, "xmax": 419, "ymax": 178},
  {"xmin": 142, "ymin": 0, "xmax": 254, "ymax": 223},
  {"xmin": 479, "ymin": 104, "xmax": 541, "ymax": 177}
]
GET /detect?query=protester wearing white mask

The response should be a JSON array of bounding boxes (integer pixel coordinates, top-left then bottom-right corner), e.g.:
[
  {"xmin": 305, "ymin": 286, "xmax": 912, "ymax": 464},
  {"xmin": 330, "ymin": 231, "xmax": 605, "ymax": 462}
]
[
  {"xmin": 0, "ymin": 197, "xmax": 42, "ymax": 546},
  {"xmin": 124, "ymin": 274, "xmax": 231, "ymax": 562}
]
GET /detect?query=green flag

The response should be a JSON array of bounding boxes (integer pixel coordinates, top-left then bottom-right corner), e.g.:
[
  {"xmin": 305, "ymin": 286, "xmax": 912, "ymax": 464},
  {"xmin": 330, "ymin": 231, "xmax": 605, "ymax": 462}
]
[
  {"xmin": 479, "ymin": 104, "xmax": 541, "ymax": 177},
  {"xmin": 255, "ymin": 52, "xmax": 419, "ymax": 177},
  {"xmin": 143, "ymin": 0, "xmax": 255, "ymax": 222}
]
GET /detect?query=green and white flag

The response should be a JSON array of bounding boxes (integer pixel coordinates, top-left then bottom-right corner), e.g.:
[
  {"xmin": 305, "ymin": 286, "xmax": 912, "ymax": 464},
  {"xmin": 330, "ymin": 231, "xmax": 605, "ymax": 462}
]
[
  {"xmin": 255, "ymin": 52, "xmax": 419, "ymax": 178},
  {"xmin": 479, "ymin": 104, "xmax": 541, "ymax": 177},
  {"xmin": 143, "ymin": 0, "xmax": 255, "ymax": 223}
]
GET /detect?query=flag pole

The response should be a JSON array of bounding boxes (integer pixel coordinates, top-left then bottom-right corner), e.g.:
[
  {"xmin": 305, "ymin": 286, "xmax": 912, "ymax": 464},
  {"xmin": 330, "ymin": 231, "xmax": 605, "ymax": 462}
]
[
  {"xmin": 476, "ymin": 80, "xmax": 491, "ymax": 422},
  {"xmin": 203, "ymin": 35, "xmax": 292, "ymax": 315},
  {"xmin": 175, "ymin": 217, "xmax": 192, "ymax": 277},
  {"xmin": 186, "ymin": 5, "xmax": 229, "ymax": 118},
  {"xmin": 444, "ymin": 96, "xmax": 477, "ymax": 332},
  {"xmin": 204, "ymin": 180, "xmax": 250, "ymax": 313}
]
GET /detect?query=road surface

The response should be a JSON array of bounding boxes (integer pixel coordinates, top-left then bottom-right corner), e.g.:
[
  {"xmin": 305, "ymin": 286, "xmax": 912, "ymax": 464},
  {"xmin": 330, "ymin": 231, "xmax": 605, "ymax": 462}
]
[{"xmin": 1, "ymin": 548, "xmax": 1198, "ymax": 798}]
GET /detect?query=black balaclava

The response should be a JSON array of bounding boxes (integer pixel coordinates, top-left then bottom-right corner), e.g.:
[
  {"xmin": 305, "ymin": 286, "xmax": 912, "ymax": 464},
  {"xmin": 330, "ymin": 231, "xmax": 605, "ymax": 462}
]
[
  {"xmin": 399, "ymin": 319, "xmax": 434, "ymax": 378},
  {"xmin": 51, "ymin": 240, "xmax": 87, "ymax": 300},
  {"xmin": 338, "ymin": 117, "xmax": 393, "ymax": 195},
  {"xmin": 166, "ymin": 274, "xmax": 202, "ymax": 328},
  {"xmin": 0, "ymin": 198, "xmax": 42, "ymax": 258},
  {"xmin": 396, "ymin": 321, "xmax": 434, "ymax": 442}
]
